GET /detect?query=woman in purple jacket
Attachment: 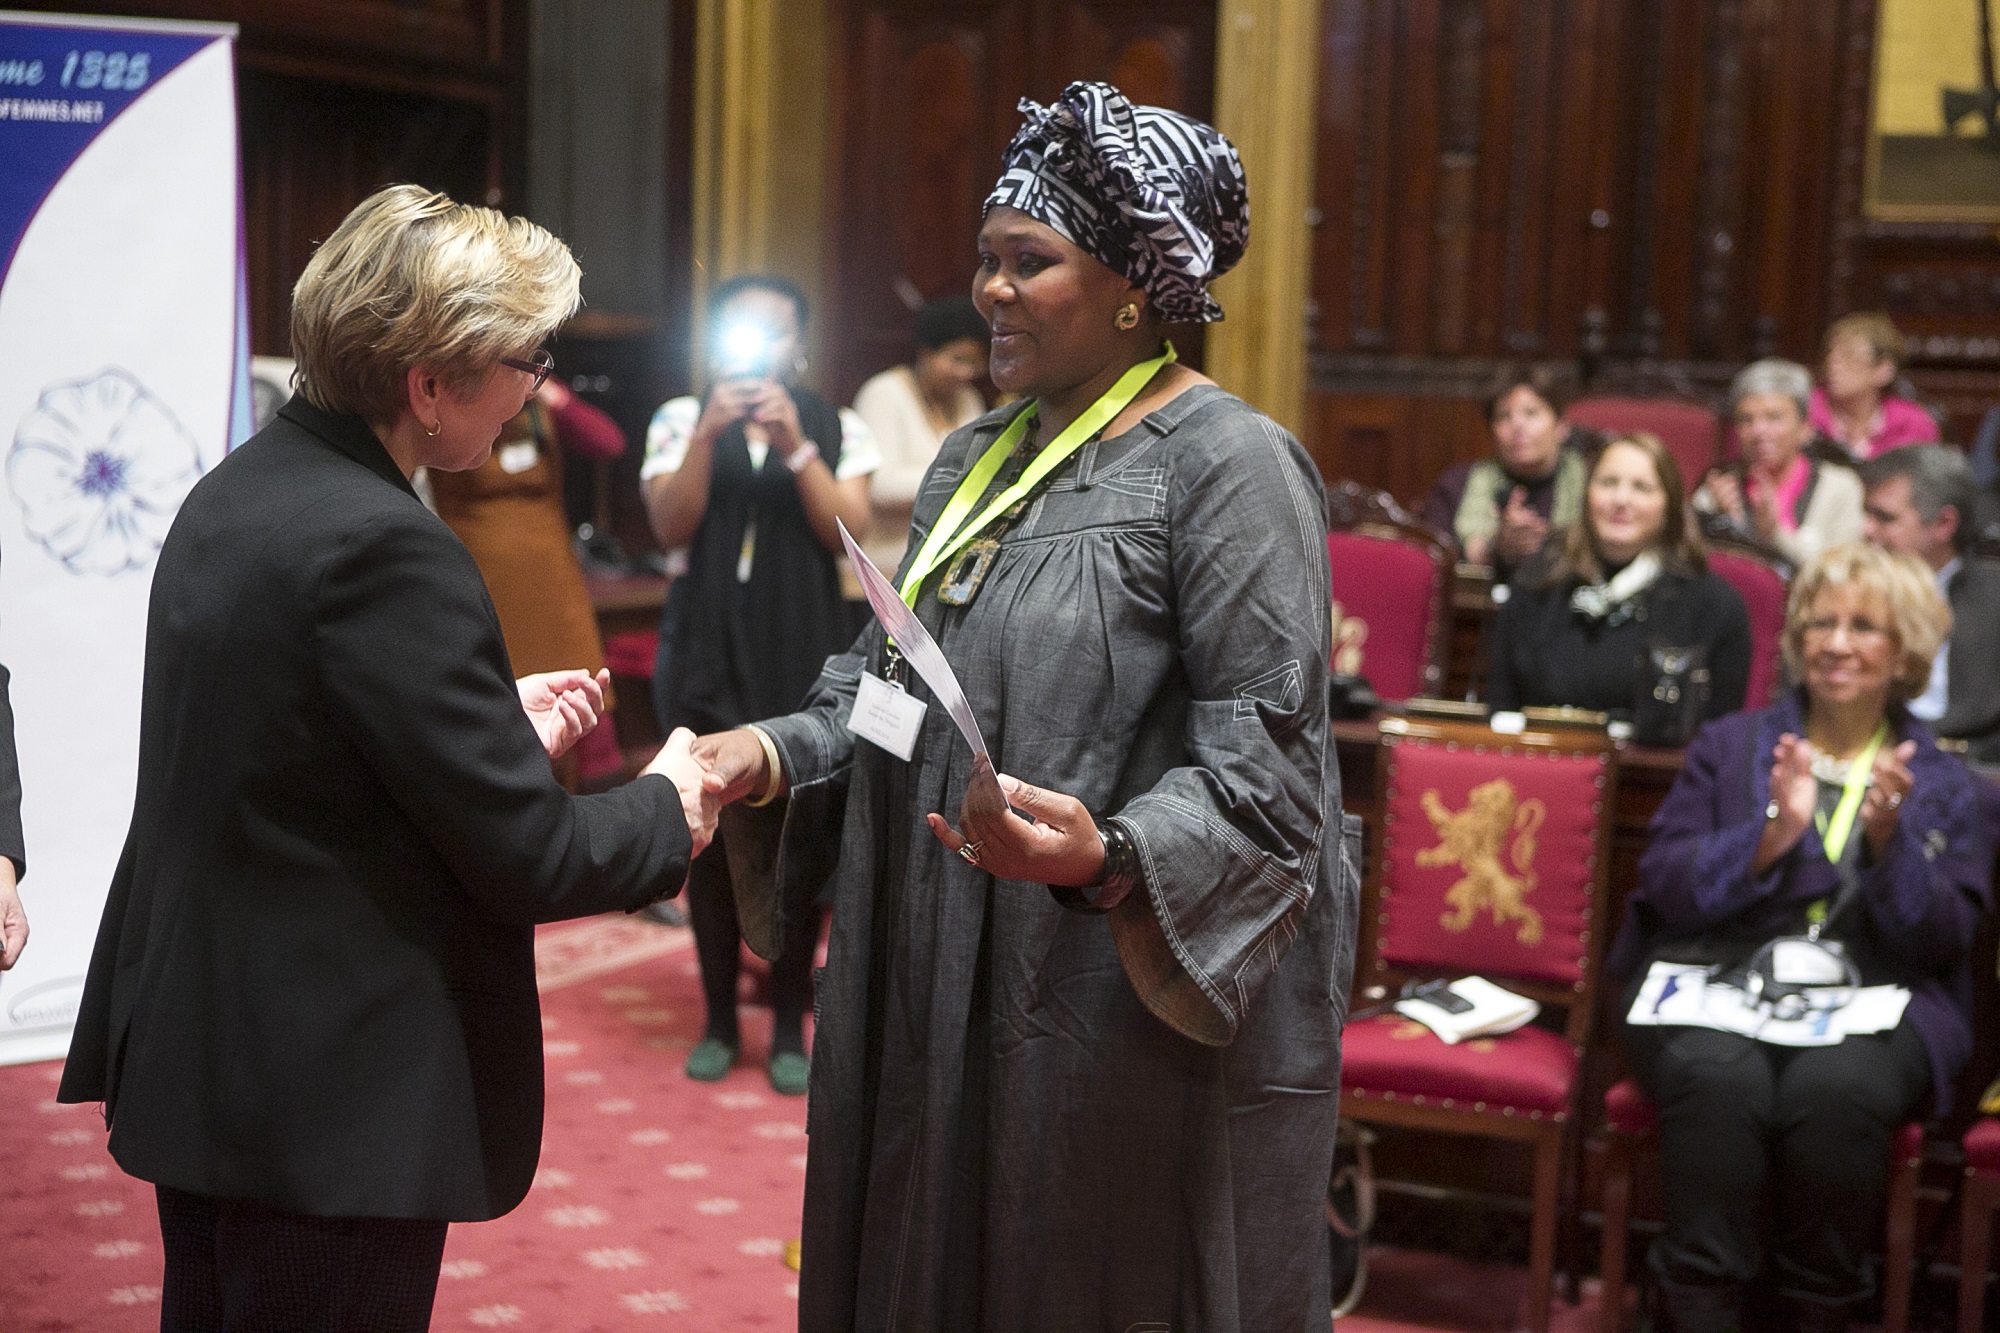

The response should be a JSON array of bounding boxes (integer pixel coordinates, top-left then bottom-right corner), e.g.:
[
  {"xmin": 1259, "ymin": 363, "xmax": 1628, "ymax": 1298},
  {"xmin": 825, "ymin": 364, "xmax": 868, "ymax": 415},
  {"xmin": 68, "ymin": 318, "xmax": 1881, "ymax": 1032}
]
[{"xmin": 1607, "ymin": 542, "xmax": 1989, "ymax": 1333}]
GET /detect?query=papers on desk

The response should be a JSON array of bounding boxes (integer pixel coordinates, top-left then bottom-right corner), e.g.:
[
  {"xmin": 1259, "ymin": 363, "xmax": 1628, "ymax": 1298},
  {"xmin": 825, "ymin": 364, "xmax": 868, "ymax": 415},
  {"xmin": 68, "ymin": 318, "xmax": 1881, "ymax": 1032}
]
[
  {"xmin": 1626, "ymin": 961, "xmax": 1911, "ymax": 1048},
  {"xmin": 1395, "ymin": 976, "xmax": 1541, "ymax": 1045}
]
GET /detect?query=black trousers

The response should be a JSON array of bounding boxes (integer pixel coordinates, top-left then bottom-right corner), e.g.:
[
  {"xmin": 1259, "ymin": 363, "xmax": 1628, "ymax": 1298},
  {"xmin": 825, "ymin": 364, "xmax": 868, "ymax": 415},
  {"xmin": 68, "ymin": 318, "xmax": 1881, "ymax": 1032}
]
[
  {"xmin": 156, "ymin": 1185, "xmax": 449, "ymax": 1333},
  {"xmin": 1620, "ymin": 1017, "xmax": 1931, "ymax": 1303},
  {"xmin": 685, "ymin": 827, "xmax": 816, "ymax": 1047}
]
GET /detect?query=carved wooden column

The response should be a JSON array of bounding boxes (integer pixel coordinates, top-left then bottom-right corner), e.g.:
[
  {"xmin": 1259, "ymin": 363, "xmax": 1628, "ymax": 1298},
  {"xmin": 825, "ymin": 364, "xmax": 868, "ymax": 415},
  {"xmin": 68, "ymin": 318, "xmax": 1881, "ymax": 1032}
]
[{"xmin": 1207, "ymin": 0, "xmax": 1321, "ymax": 437}]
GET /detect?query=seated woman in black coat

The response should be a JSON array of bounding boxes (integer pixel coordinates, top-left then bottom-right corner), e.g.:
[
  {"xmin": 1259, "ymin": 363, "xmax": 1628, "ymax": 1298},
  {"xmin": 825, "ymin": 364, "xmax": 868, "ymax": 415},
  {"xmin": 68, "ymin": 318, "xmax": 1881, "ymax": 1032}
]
[{"xmin": 1487, "ymin": 433, "xmax": 1752, "ymax": 729}]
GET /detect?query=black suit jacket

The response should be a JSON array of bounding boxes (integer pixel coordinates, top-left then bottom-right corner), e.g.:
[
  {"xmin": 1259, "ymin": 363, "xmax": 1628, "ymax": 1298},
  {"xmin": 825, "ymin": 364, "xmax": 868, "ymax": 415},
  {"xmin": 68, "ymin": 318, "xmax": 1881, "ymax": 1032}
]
[
  {"xmin": 0, "ymin": 662, "xmax": 22, "ymax": 879},
  {"xmin": 1940, "ymin": 557, "xmax": 2000, "ymax": 764},
  {"xmin": 58, "ymin": 397, "xmax": 692, "ymax": 1221}
]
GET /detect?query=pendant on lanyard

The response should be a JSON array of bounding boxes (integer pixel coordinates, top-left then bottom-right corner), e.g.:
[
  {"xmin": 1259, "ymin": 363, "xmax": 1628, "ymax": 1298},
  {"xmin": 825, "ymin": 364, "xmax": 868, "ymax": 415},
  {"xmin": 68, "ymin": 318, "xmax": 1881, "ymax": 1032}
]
[{"xmin": 898, "ymin": 343, "xmax": 1176, "ymax": 609}]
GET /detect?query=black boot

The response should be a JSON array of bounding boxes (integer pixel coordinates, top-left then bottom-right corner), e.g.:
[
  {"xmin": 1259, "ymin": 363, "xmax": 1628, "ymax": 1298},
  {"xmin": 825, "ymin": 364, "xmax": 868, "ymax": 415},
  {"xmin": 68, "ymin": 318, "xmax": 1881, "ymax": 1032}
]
[{"xmin": 1655, "ymin": 1277, "xmax": 1744, "ymax": 1333}]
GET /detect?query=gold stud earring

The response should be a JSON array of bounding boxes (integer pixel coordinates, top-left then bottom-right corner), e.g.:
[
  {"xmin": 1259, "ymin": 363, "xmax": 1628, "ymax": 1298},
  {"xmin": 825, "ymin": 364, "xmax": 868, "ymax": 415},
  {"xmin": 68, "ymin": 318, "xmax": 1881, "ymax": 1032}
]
[{"xmin": 1115, "ymin": 304, "xmax": 1140, "ymax": 331}]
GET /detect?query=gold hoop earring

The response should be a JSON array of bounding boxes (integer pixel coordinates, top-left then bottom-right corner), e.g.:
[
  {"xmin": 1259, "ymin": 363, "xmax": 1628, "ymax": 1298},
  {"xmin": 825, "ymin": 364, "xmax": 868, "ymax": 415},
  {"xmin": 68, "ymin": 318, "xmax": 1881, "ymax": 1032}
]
[
  {"xmin": 1115, "ymin": 304, "xmax": 1140, "ymax": 332},
  {"xmin": 425, "ymin": 419, "xmax": 441, "ymax": 437}
]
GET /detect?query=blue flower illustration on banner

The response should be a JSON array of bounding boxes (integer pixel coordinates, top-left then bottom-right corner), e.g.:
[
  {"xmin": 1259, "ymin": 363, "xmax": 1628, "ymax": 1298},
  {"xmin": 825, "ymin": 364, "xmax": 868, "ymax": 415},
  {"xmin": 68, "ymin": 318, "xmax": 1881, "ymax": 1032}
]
[{"xmin": 7, "ymin": 369, "xmax": 203, "ymax": 576}]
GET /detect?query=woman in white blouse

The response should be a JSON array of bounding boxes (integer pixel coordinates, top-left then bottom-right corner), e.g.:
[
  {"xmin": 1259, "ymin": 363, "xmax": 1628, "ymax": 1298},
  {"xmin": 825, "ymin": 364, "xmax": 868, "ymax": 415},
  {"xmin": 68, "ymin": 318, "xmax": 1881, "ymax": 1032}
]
[{"xmin": 851, "ymin": 296, "xmax": 990, "ymax": 573}]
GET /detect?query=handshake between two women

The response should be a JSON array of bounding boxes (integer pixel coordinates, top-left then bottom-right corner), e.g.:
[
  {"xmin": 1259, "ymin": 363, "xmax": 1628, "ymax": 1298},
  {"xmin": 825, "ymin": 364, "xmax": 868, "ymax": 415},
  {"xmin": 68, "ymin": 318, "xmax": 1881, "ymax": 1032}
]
[
  {"xmin": 516, "ymin": 667, "xmax": 725, "ymax": 859},
  {"xmin": 519, "ymin": 668, "xmax": 1110, "ymax": 885}
]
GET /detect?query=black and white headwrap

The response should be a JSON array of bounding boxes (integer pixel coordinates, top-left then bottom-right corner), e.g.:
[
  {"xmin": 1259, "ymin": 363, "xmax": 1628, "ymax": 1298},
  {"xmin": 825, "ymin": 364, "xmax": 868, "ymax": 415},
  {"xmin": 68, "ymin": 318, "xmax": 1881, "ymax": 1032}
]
[{"xmin": 983, "ymin": 81, "xmax": 1249, "ymax": 324}]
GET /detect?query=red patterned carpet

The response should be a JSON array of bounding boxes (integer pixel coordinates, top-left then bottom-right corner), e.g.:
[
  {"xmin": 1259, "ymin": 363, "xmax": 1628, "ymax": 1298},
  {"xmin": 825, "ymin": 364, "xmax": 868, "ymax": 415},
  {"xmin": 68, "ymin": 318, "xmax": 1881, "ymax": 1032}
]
[
  {"xmin": 0, "ymin": 912, "xmax": 1607, "ymax": 1332},
  {"xmin": 1, "ymin": 915, "xmax": 809, "ymax": 1331}
]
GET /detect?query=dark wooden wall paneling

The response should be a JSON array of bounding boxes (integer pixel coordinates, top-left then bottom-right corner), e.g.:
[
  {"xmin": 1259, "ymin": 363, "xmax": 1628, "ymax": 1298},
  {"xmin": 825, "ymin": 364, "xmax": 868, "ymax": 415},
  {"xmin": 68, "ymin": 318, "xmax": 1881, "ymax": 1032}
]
[
  {"xmin": 821, "ymin": 0, "xmax": 1214, "ymax": 408},
  {"xmin": 7, "ymin": 0, "xmax": 524, "ymax": 357},
  {"xmin": 1311, "ymin": 0, "xmax": 2000, "ymax": 511}
]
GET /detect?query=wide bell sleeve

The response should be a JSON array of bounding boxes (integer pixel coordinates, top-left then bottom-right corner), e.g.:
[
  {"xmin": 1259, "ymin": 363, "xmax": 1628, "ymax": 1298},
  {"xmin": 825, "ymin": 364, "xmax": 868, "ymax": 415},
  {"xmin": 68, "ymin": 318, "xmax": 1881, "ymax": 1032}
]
[{"xmin": 1105, "ymin": 412, "xmax": 1336, "ymax": 1046}]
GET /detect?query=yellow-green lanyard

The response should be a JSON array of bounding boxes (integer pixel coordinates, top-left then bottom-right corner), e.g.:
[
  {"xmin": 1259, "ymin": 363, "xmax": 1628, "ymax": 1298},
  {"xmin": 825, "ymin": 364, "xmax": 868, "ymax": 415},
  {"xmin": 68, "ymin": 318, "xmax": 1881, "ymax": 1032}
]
[
  {"xmin": 1814, "ymin": 721, "xmax": 1888, "ymax": 868},
  {"xmin": 897, "ymin": 343, "xmax": 1176, "ymax": 608}
]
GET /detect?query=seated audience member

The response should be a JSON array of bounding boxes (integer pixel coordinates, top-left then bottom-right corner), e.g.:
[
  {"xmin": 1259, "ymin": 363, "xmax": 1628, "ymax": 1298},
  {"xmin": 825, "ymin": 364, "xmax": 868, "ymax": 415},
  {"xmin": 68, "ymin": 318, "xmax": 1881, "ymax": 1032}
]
[
  {"xmin": 431, "ymin": 374, "xmax": 627, "ymax": 788},
  {"xmin": 852, "ymin": 295, "xmax": 990, "ymax": 574},
  {"xmin": 1811, "ymin": 312, "xmax": 1938, "ymax": 461},
  {"xmin": 1695, "ymin": 359, "xmax": 1864, "ymax": 566},
  {"xmin": 1418, "ymin": 366, "xmax": 1600, "ymax": 575},
  {"xmin": 1607, "ymin": 542, "xmax": 1986, "ymax": 1333},
  {"xmin": 1486, "ymin": 433, "xmax": 1750, "ymax": 726},
  {"xmin": 1861, "ymin": 445, "xmax": 2000, "ymax": 762}
]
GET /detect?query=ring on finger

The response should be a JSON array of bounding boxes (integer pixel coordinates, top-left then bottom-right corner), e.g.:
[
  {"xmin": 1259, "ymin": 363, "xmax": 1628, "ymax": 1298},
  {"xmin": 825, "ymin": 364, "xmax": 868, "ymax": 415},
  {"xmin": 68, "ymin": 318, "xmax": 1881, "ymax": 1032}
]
[
  {"xmin": 1885, "ymin": 791, "xmax": 1903, "ymax": 810},
  {"xmin": 957, "ymin": 840, "xmax": 985, "ymax": 866}
]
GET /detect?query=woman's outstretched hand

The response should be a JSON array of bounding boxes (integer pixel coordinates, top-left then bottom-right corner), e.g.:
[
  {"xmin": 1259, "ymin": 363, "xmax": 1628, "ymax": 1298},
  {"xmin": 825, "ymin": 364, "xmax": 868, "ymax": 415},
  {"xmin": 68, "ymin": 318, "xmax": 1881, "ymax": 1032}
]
[
  {"xmin": 927, "ymin": 756, "xmax": 1107, "ymax": 887},
  {"xmin": 518, "ymin": 668, "xmax": 609, "ymax": 758},
  {"xmin": 1859, "ymin": 739, "xmax": 1918, "ymax": 859},
  {"xmin": 1754, "ymin": 732, "xmax": 1818, "ymax": 872},
  {"xmin": 691, "ymin": 728, "xmax": 778, "ymax": 807},
  {"xmin": 642, "ymin": 727, "xmax": 724, "ymax": 857}
]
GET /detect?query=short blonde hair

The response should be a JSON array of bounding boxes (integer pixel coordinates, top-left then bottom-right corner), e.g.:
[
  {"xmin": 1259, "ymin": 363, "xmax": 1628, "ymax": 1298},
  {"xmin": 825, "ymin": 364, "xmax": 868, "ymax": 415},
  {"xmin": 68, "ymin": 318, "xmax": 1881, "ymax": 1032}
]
[
  {"xmin": 1824, "ymin": 311, "xmax": 1907, "ymax": 374},
  {"xmin": 290, "ymin": 185, "xmax": 581, "ymax": 423},
  {"xmin": 1780, "ymin": 543, "xmax": 1952, "ymax": 701}
]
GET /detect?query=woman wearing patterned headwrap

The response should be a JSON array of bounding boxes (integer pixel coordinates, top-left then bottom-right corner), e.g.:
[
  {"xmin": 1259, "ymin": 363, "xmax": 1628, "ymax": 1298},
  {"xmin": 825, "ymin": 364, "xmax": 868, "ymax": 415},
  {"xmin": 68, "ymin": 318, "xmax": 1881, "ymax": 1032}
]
[{"xmin": 693, "ymin": 82, "xmax": 1356, "ymax": 1330}]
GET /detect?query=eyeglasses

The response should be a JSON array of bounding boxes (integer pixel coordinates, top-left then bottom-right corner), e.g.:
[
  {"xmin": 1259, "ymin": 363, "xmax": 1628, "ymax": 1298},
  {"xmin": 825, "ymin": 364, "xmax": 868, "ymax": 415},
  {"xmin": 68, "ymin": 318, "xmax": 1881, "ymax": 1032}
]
[
  {"xmin": 500, "ymin": 349, "xmax": 554, "ymax": 393},
  {"xmin": 1801, "ymin": 616, "xmax": 1891, "ymax": 644}
]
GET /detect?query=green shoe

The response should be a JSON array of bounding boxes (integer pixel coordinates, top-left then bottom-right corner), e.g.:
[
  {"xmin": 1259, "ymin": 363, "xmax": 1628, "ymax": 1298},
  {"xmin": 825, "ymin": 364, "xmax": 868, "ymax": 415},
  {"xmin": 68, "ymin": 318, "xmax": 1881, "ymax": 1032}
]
[
  {"xmin": 768, "ymin": 1050, "xmax": 810, "ymax": 1096},
  {"xmin": 684, "ymin": 1037, "xmax": 738, "ymax": 1082}
]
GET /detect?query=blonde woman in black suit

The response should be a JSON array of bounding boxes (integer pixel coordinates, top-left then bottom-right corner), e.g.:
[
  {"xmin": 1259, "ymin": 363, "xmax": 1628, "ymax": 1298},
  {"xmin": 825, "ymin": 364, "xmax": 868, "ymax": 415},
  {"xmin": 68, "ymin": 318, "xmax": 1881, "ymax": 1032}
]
[{"xmin": 59, "ymin": 186, "xmax": 718, "ymax": 1333}]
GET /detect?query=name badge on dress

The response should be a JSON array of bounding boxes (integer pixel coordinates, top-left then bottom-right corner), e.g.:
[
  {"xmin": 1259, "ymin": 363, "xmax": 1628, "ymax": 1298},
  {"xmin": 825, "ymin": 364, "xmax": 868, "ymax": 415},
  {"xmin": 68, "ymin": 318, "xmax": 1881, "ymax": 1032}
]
[
  {"xmin": 847, "ymin": 670, "xmax": 926, "ymax": 761},
  {"xmin": 497, "ymin": 441, "xmax": 539, "ymax": 474}
]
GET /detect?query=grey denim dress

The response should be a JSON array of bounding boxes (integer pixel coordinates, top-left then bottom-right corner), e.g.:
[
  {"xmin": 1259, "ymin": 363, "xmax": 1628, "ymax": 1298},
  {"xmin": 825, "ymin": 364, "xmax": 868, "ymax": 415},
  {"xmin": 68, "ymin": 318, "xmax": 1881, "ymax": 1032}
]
[{"xmin": 746, "ymin": 383, "xmax": 1360, "ymax": 1332}]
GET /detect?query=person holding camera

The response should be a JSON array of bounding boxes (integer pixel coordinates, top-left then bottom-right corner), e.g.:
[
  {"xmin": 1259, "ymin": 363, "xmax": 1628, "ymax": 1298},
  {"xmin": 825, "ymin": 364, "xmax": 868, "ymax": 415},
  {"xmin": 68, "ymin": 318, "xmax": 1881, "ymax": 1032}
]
[
  {"xmin": 1605, "ymin": 542, "xmax": 1986, "ymax": 1333},
  {"xmin": 640, "ymin": 275, "xmax": 879, "ymax": 1094}
]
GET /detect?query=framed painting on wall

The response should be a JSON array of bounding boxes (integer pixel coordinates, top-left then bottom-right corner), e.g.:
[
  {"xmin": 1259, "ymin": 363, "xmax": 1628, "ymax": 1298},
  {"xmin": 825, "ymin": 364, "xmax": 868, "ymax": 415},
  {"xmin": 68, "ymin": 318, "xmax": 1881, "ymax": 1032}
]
[{"xmin": 1867, "ymin": 0, "xmax": 2000, "ymax": 220}]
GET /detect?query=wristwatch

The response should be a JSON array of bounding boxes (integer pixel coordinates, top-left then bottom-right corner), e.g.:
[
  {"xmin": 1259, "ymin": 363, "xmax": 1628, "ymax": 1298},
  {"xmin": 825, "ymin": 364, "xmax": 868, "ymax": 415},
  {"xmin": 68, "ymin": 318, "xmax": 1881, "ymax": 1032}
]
[{"xmin": 784, "ymin": 440, "xmax": 821, "ymax": 475}]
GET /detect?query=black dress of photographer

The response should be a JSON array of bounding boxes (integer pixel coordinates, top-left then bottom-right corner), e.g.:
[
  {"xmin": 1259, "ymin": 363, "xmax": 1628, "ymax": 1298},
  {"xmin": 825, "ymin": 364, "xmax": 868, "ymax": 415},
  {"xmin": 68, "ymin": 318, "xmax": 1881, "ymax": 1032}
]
[{"xmin": 1484, "ymin": 543, "xmax": 1751, "ymax": 742}]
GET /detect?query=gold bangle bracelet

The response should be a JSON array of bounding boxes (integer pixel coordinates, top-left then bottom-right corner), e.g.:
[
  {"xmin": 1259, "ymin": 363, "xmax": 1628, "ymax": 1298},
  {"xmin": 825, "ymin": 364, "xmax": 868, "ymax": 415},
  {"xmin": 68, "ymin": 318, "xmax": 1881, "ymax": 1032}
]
[{"xmin": 740, "ymin": 724, "xmax": 784, "ymax": 807}]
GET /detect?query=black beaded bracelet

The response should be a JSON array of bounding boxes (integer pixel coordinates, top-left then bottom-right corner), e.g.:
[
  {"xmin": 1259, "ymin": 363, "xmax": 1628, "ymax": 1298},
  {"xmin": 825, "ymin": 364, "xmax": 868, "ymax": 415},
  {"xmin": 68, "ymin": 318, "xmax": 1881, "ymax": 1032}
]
[
  {"xmin": 1093, "ymin": 818, "xmax": 1142, "ymax": 907},
  {"xmin": 1044, "ymin": 817, "xmax": 1142, "ymax": 915}
]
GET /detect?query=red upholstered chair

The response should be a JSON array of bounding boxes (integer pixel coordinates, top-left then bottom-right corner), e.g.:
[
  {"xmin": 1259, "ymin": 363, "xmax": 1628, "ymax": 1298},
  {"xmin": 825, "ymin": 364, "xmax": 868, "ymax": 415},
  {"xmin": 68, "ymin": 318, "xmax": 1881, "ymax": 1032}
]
[
  {"xmin": 600, "ymin": 628, "xmax": 663, "ymax": 770},
  {"xmin": 1565, "ymin": 396, "xmax": 1722, "ymax": 488},
  {"xmin": 602, "ymin": 628, "xmax": 659, "ymax": 681},
  {"xmin": 1951, "ymin": 1118, "xmax": 2000, "ymax": 1333},
  {"xmin": 1342, "ymin": 716, "xmax": 1616, "ymax": 1333},
  {"xmin": 1325, "ymin": 482, "xmax": 1454, "ymax": 702},
  {"xmin": 1704, "ymin": 538, "xmax": 1792, "ymax": 709},
  {"xmin": 1594, "ymin": 1078, "xmax": 1927, "ymax": 1333}
]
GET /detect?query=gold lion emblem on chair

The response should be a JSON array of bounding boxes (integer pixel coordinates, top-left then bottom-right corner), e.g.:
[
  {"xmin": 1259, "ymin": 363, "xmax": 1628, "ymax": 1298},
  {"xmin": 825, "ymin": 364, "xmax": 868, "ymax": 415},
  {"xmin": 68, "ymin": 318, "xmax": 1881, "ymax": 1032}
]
[{"xmin": 1416, "ymin": 779, "xmax": 1547, "ymax": 945}]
